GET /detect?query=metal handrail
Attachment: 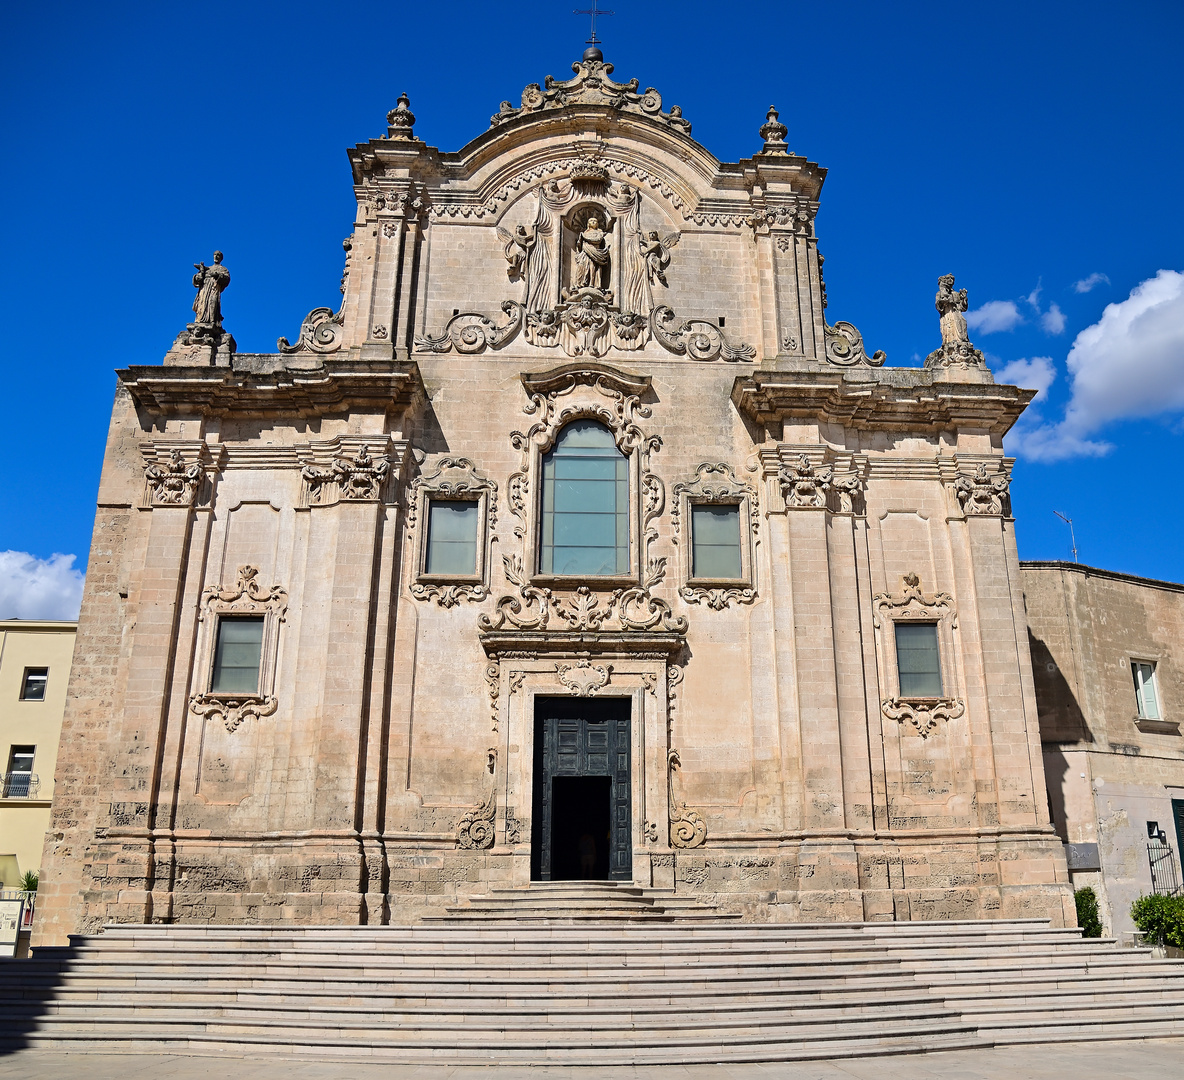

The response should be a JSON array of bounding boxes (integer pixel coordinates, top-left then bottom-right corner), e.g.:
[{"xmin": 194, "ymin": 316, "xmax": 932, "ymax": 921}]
[
  {"xmin": 1148, "ymin": 839, "xmax": 1182, "ymax": 896},
  {"xmin": 0, "ymin": 773, "xmax": 40, "ymax": 799}
]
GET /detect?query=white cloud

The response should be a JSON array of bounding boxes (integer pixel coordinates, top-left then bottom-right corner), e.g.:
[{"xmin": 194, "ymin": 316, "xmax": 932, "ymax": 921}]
[
  {"xmin": 1041, "ymin": 302, "xmax": 1067, "ymax": 335},
  {"xmin": 1025, "ymin": 281, "xmax": 1043, "ymax": 311},
  {"xmin": 995, "ymin": 357, "xmax": 1057, "ymax": 402},
  {"xmin": 1074, "ymin": 272, "xmax": 1110, "ymax": 293},
  {"xmin": 966, "ymin": 300, "xmax": 1025, "ymax": 334},
  {"xmin": 1007, "ymin": 270, "xmax": 1184, "ymax": 462},
  {"xmin": 0, "ymin": 552, "xmax": 84, "ymax": 621}
]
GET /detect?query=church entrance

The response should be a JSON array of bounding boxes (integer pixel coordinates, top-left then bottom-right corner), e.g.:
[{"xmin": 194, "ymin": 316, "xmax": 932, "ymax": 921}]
[{"xmin": 531, "ymin": 697, "xmax": 631, "ymax": 881}]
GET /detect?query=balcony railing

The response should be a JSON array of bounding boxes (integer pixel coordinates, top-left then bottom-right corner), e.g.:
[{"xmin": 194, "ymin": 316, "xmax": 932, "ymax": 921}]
[{"xmin": 0, "ymin": 773, "xmax": 39, "ymax": 799}]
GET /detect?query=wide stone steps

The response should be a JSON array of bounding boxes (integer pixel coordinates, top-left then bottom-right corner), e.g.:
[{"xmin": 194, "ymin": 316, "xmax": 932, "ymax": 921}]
[{"xmin": 3, "ymin": 907, "xmax": 1183, "ymax": 1064}]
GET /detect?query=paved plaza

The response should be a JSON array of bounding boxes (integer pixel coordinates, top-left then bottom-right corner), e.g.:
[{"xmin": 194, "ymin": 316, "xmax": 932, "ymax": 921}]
[{"xmin": 0, "ymin": 1042, "xmax": 1180, "ymax": 1080}]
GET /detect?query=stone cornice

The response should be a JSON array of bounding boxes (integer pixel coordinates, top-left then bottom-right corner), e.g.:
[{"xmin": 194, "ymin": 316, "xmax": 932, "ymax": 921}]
[
  {"xmin": 118, "ymin": 358, "xmax": 424, "ymax": 420},
  {"xmin": 731, "ymin": 369, "xmax": 1035, "ymax": 436},
  {"xmin": 479, "ymin": 630, "xmax": 685, "ymax": 659}
]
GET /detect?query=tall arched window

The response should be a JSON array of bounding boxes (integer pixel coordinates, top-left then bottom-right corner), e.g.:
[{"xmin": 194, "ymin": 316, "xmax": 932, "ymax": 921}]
[{"xmin": 540, "ymin": 419, "xmax": 629, "ymax": 576}]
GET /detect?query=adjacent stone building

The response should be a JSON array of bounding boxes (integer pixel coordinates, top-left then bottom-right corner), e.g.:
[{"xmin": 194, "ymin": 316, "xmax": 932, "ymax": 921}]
[
  {"xmin": 34, "ymin": 49, "xmax": 1074, "ymax": 946},
  {"xmin": 1025, "ymin": 561, "xmax": 1184, "ymax": 937}
]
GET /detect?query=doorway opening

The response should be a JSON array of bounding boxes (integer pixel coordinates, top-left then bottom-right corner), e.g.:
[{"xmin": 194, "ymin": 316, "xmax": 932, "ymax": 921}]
[{"xmin": 531, "ymin": 696, "xmax": 631, "ymax": 882}]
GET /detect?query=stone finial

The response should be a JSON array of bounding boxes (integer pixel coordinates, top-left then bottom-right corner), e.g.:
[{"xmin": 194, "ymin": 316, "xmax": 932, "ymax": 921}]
[
  {"xmin": 386, "ymin": 92, "xmax": 416, "ymax": 140},
  {"xmin": 759, "ymin": 105, "xmax": 789, "ymax": 154}
]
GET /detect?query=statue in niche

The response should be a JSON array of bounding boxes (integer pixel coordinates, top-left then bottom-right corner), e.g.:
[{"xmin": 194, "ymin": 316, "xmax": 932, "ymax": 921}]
[
  {"xmin": 192, "ymin": 251, "xmax": 230, "ymax": 332},
  {"xmin": 572, "ymin": 214, "xmax": 611, "ymax": 292},
  {"xmin": 935, "ymin": 273, "xmax": 970, "ymax": 348}
]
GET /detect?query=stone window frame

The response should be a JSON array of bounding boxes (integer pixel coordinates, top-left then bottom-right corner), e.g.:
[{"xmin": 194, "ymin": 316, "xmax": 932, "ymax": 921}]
[
  {"xmin": 407, "ymin": 457, "xmax": 497, "ymax": 607},
  {"xmin": 872, "ymin": 572, "xmax": 965, "ymax": 738},
  {"xmin": 188, "ymin": 565, "xmax": 288, "ymax": 733},
  {"xmin": 1129, "ymin": 655, "xmax": 1177, "ymax": 735},
  {"xmin": 671, "ymin": 462, "xmax": 758, "ymax": 610}
]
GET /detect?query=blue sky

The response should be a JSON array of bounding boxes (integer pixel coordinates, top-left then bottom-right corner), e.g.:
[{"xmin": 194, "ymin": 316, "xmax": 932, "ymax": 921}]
[{"xmin": 1, "ymin": 0, "xmax": 1182, "ymax": 618}]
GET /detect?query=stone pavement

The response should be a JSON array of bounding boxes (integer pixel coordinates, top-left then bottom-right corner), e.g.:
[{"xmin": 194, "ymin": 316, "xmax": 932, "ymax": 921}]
[{"xmin": 0, "ymin": 1042, "xmax": 1180, "ymax": 1080}]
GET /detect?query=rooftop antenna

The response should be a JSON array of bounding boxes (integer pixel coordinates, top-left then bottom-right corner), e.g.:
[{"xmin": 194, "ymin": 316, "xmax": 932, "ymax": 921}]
[
  {"xmin": 1053, "ymin": 510, "xmax": 1079, "ymax": 564},
  {"xmin": 574, "ymin": 3, "xmax": 614, "ymax": 46}
]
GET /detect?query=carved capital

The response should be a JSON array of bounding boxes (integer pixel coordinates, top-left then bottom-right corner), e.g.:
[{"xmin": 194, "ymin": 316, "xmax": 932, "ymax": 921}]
[
  {"xmin": 954, "ymin": 462, "xmax": 1011, "ymax": 516},
  {"xmin": 143, "ymin": 447, "xmax": 208, "ymax": 507},
  {"xmin": 302, "ymin": 444, "xmax": 390, "ymax": 504},
  {"xmin": 779, "ymin": 454, "xmax": 832, "ymax": 508}
]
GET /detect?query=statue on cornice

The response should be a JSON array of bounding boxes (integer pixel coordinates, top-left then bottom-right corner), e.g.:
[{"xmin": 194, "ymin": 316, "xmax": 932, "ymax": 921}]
[
  {"xmin": 573, "ymin": 215, "xmax": 612, "ymax": 292},
  {"xmin": 935, "ymin": 274, "xmax": 970, "ymax": 349},
  {"xmin": 192, "ymin": 251, "xmax": 229, "ymax": 332}
]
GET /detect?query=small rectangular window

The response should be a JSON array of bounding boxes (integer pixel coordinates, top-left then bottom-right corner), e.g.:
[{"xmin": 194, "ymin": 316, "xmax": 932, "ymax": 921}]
[
  {"xmin": 1133, "ymin": 661, "xmax": 1161, "ymax": 720},
  {"xmin": 896, "ymin": 623, "xmax": 942, "ymax": 697},
  {"xmin": 4, "ymin": 746, "xmax": 35, "ymax": 798},
  {"xmin": 691, "ymin": 503, "xmax": 742, "ymax": 579},
  {"xmin": 211, "ymin": 616, "xmax": 265, "ymax": 694},
  {"xmin": 19, "ymin": 668, "xmax": 48, "ymax": 701},
  {"xmin": 425, "ymin": 500, "xmax": 479, "ymax": 576}
]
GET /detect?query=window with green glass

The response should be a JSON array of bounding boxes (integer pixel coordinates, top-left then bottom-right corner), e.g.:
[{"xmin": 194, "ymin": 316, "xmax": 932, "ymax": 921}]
[
  {"xmin": 895, "ymin": 622, "xmax": 942, "ymax": 697},
  {"xmin": 690, "ymin": 503, "xmax": 742, "ymax": 579},
  {"xmin": 540, "ymin": 420, "xmax": 629, "ymax": 576},
  {"xmin": 211, "ymin": 616, "xmax": 265, "ymax": 694},
  {"xmin": 425, "ymin": 499, "xmax": 479, "ymax": 576}
]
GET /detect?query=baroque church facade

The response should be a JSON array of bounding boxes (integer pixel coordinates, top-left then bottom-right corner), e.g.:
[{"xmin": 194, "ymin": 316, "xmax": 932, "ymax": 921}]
[{"xmin": 35, "ymin": 49, "xmax": 1074, "ymax": 944}]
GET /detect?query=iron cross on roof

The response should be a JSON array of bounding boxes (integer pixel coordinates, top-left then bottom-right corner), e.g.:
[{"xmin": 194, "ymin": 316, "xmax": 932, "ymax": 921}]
[{"xmin": 574, "ymin": 3, "xmax": 614, "ymax": 45}]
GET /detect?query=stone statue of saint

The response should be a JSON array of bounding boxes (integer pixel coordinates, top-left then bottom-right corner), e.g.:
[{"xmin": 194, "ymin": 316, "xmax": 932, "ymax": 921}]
[
  {"xmin": 573, "ymin": 215, "xmax": 611, "ymax": 292},
  {"xmin": 935, "ymin": 273, "xmax": 969, "ymax": 347},
  {"xmin": 192, "ymin": 251, "xmax": 230, "ymax": 330}
]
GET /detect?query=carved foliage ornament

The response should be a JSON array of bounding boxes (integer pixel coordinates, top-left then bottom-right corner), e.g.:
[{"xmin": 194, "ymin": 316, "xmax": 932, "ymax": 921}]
[
  {"xmin": 491, "ymin": 55, "xmax": 691, "ymax": 135},
  {"xmin": 189, "ymin": 565, "xmax": 288, "ymax": 734},
  {"xmin": 954, "ymin": 463, "xmax": 1011, "ymax": 516},
  {"xmin": 882, "ymin": 697, "xmax": 965, "ymax": 739},
  {"xmin": 871, "ymin": 571, "xmax": 955, "ymax": 629},
  {"xmin": 144, "ymin": 449, "xmax": 206, "ymax": 506},
  {"xmin": 778, "ymin": 455, "xmax": 864, "ymax": 513},
  {"xmin": 302, "ymin": 445, "xmax": 390, "ymax": 504}
]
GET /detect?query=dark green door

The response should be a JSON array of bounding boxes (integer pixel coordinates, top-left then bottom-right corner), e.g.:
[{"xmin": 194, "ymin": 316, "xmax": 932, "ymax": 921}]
[
  {"xmin": 532, "ymin": 697, "xmax": 631, "ymax": 881},
  {"xmin": 1173, "ymin": 799, "xmax": 1184, "ymax": 877}
]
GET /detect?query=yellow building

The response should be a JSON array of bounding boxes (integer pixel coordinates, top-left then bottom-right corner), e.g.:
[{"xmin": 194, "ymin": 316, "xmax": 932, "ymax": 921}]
[{"xmin": 0, "ymin": 620, "xmax": 76, "ymax": 887}]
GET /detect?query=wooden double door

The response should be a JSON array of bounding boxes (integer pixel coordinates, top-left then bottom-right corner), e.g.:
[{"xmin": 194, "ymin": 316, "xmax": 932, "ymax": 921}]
[{"xmin": 531, "ymin": 697, "xmax": 632, "ymax": 881}]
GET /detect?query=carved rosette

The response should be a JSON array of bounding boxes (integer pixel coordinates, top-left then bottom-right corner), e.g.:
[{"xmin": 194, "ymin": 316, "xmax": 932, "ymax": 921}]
[
  {"xmin": 456, "ymin": 789, "xmax": 496, "ymax": 850},
  {"xmin": 882, "ymin": 697, "xmax": 965, "ymax": 739},
  {"xmin": 302, "ymin": 445, "xmax": 390, "ymax": 504},
  {"xmin": 144, "ymin": 448, "xmax": 207, "ymax": 507},
  {"xmin": 667, "ymin": 749, "xmax": 706, "ymax": 848},
  {"xmin": 556, "ymin": 659, "xmax": 613, "ymax": 697},
  {"xmin": 954, "ymin": 463, "xmax": 1011, "ymax": 516},
  {"xmin": 189, "ymin": 565, "xmax": 288, "ymax": 734}
]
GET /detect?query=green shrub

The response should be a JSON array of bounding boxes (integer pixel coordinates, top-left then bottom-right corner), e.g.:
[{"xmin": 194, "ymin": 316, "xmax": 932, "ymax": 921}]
[
  {"xmin": 1130, "ymin": 892, "xmax": 1184, "ymax": 949},
  {"xmin": 1074, "ymin": 886, "xmax": 1103, "ymax": 937},
  {"xmin": 19, "ymin": 870, "xmax": 38, "ymax": 893}
]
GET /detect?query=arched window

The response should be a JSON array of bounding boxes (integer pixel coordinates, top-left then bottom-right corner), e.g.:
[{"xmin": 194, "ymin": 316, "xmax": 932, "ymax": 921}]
[{"xmin": 539, "ymin": 420, "xmax": 629, "ymax": 576}]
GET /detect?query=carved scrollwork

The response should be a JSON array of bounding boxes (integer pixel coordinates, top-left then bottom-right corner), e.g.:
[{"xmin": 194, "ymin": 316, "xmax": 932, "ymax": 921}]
[
  {"xmin": 278, "ymin": 307, "xmax": 345, "ymax": 355},
  {"xmin": 650, "ymin": 306, "xmax": 755, "ymax": 362},
  {"xmin": 190, "ymin": 694, "xmax": 278, "ymax": 735},
  {"xmin": 491, "ymin": 55, "xmax": 692, "ymax": 135},
  {"xmin": 414, "ymin": 301, "xmax": 524, "ymax": 354},
  {"xmin": 485, "ymin": 660, "xmax": 500, "ymax": 732},
  {"xmin": 556, "ymin": 659, "xmax": 613, "ymax": 697},
  {"xmin": 954, "ymin": 463, "xmax": 1011, "ymax": 516},
  {"xmin": 144, "ymin": 449, "xmax": 205, "ymax": 506},
  {"xmin": 410, "ymin": 583, "xmax": 490, "ymax": 609},
  {"xmin": 456, "ymin": 788, "xmax": 496, "ymax": 850},
  {"xmin": 779, "ymin": 455, "xmax": 832, "ymax": 508},
  {"xmin": 871, "ymin": 572, "xmax": 955, "ymax": 629},
  {"xmin": 822, "ymin": 320, "xmax": 886, "ymax": 367},
  {"xmin": 302, "ymin": 445, "xmax": 390, "ymax": 504},
  {"xmin": 202, "ymin": 565, "xmax": 289, "ymax": 613},
  {"xmin": 668, "ymin": 749, "xmax": 706, "ymax": 848},
  {"xmin": 882, "ymin": 696, "xmax": 965, "ymax": 739},
  {"xmin": 679, "ymin": 586, "xmax": 756, "ymax": 611}
]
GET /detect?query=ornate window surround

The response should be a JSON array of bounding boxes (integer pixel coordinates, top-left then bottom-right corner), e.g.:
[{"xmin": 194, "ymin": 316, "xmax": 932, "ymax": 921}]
[
  {"xmin": 508, "ymin": 362, "xmax": 664, "ymax": 591},
  {"xmin": 406, "ymin": 457, "xmax": 497, "ymax": 607},
  {"xmin": 671, "ymin": 462, "xmax": 758, "ymax": 610},
  {"xmin": 189, "ymin": 565, "xmax": 288, "ymax": 733},
  {"xmin": 871, "ymin": 571, "xmax": 964, "ymax": 739}
]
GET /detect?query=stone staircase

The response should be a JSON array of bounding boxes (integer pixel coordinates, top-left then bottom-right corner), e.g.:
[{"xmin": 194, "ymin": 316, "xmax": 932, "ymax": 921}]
[{"xmin": 3, "ymin": 889, "xmax": 1183, "ymax": 1064}]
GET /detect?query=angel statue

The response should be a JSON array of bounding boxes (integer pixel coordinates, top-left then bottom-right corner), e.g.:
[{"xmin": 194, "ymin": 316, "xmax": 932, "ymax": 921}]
[
  {"xmin": 935, "ymin": 273, "xmax": 970, "ymax": 347},
  {"xmin": 641, "ymin": 230, "xmax": 680, "ymax": 288},
  {"xmin": 573, "ymin": 214, "xmax": 611, "ymax": 292},
  {"xmin": 497, "ymin": 220, "xmax": 553, "ymax": 312}
]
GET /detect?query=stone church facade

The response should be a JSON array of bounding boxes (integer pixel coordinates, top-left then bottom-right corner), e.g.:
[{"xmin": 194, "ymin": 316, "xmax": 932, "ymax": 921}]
[{"xmin": 34, "ymin": 49, "xmax": 1073, "ymax": 945}]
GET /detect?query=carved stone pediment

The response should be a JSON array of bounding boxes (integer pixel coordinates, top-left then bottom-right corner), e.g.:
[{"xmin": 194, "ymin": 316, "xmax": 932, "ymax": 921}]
[
  {"xmin": 520, "ymin": 361, "xmax": 650, "ymax": 401},
  {"xmin": 871, "ymin": 572, "xmax": 955, "ymax": 629},
  {"xmin": 490, "ymin": 53, "xmax": 692, "ymax": 136}
]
